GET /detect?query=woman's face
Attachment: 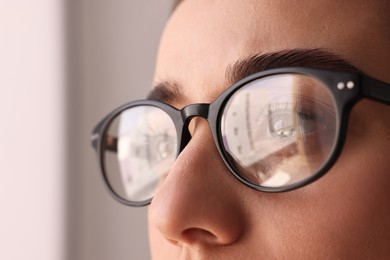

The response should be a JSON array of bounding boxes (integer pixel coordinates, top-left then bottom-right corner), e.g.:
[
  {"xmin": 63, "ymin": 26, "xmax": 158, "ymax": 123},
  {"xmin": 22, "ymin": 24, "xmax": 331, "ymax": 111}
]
[{"xmin": 148, "ymin": 0, "xmax": 390, "ymax": 258}]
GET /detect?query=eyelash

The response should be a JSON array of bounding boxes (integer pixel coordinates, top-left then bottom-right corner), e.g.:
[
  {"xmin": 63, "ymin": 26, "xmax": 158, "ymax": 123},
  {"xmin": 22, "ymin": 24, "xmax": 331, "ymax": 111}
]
[{"xmin": 257, "ymin": 98, "xmax": 326, "ymax": 139}]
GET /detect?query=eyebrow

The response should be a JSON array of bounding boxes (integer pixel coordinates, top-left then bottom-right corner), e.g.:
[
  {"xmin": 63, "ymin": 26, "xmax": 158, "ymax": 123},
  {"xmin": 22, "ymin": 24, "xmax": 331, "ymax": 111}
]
[
  {"xmin": 147, "ymin": 48, "xmax": 360, "ymax": 104},
  {"xmin": 147, "ymin": 80, "xmax": 182, "ymax": 104}
]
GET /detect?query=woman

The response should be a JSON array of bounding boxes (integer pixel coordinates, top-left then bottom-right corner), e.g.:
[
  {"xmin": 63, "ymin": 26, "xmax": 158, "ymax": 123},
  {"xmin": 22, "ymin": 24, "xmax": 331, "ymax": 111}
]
[{"xmin": 93, "ymin": 0, "xmax": 390, "ymax": 258}]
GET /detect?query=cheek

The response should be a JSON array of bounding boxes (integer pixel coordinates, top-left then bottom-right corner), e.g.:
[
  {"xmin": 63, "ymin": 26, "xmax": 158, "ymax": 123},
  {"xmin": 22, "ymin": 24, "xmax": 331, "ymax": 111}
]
[
  {"xmin": 248, "ymin": 101, "xmax": 390, "ymax": 258},
  {"xmin": 251, "ymin": 165, "xmax": 390, "ymax": 258}
]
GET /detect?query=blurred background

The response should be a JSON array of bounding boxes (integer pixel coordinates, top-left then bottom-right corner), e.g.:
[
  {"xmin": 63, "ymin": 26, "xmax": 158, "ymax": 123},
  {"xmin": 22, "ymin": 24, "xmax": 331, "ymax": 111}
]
[{"xmin": 0, "ymin": 1, "xmax": 173, "ymax": 259}]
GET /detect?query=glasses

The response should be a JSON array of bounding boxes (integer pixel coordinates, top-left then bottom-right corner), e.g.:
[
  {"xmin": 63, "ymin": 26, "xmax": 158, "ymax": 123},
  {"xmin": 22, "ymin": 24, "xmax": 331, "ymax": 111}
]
[{"xmin": 91, "ymin": 67, "xmax": 390, "ymax": 206}]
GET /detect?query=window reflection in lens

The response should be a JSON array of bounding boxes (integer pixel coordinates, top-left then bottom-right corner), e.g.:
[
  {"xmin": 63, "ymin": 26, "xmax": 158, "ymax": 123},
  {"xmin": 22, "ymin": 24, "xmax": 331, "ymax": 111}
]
[
  {"xmin": 104, "ymin": 106, "xmax": 177, "ymax": 202},
  {"xmin": 221, "ymin": 74, "xmax": 337, "ymax": 188}
]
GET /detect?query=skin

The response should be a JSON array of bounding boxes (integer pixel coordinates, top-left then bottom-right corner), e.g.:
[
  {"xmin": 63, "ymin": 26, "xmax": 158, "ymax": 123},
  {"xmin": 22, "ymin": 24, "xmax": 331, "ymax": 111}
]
[{"xmin": 148, "ymin": 0, "xmax": 390, "ymax": 259}]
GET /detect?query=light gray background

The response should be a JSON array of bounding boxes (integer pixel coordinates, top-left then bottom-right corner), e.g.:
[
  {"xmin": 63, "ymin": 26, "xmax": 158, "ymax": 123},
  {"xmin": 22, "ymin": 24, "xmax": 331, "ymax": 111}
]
[{"xmin": 67, "ymin": 1, "xmax": 173, "ymax": 259}]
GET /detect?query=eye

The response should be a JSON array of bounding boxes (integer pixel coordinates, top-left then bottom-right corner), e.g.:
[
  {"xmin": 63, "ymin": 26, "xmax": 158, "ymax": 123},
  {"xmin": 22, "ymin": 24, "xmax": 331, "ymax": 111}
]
[
  {"xmin": 146, "ymin": 132, "xmax": 176, "ymax": 162},
  {"xmin": 296, "ymin": 111, "xmax": 322, "ymax": 135},
  {"xmin": 267, "ymin": 105, "xmax": 297, "ymax": 139},
  {"xmin": 132, "ymin": 128, "xmax": 176, "ymax": 165},
  {"xmin": 116, "ymin": 106, "xmax": 178, "ymax": 168},
  {"xmin": 264, "ymin": 97, "xmax": 335, "ymax": 141}
]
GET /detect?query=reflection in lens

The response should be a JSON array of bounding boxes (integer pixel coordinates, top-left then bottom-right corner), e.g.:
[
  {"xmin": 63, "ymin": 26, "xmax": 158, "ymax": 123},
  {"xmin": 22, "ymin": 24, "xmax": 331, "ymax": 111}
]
[
  {"xmin": 221, "ymin": 74, "xmax": 337, "ymax": 188},
  {"xmin": 103, "ymin": 106, "xmax": 177, "ymax": 202}
]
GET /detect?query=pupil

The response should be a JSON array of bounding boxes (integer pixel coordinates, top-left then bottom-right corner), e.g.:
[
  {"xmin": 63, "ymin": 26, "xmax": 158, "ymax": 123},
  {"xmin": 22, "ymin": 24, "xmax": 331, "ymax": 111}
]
[{"xmin": 269, "ymin": 111, "xmax": 296, "ymax": 139}]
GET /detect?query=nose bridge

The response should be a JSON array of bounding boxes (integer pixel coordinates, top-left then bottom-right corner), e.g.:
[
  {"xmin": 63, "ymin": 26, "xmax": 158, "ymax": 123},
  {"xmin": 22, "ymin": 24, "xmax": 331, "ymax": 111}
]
[{"xmin": 149, "ymin": 102, "xmax": 244, "ymax": 248}]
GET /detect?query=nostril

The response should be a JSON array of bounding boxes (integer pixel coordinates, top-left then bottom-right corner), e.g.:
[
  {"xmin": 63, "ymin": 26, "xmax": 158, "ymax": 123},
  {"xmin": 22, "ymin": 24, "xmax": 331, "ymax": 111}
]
[{"xmin": 181, "ymin": 228, "xmax": 218, "ymax": 244}]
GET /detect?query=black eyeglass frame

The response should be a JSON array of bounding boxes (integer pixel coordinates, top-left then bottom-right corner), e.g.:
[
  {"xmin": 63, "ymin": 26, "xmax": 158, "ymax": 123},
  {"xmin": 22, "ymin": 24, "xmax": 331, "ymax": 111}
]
[{"xmin": 91, "ymin": 67, "xmax": 390, "ymax": 206}]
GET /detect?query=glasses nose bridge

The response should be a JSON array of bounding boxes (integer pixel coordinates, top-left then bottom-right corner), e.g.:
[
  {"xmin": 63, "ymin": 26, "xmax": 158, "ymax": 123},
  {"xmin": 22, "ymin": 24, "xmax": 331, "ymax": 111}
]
[
  {"xmin": 177, "ymin": 103, "xmax": 211, "ymax": 152},
  {"xmin": 181, "ymin": 103, "xmax": 210, "ymax": 122}
]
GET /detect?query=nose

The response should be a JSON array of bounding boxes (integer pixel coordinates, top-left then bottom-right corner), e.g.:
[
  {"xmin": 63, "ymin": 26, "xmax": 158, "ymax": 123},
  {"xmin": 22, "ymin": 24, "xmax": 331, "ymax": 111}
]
[{"xmin": 148, "ymin": 119, "xmax": 245, "ymax": 247}]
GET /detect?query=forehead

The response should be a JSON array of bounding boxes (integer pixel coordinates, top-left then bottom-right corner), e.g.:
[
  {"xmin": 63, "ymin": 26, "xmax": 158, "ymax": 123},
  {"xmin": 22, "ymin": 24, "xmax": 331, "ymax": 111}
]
[{"xmin": 154, "ymin": 0, "xmax": 389, "ymax": 103}]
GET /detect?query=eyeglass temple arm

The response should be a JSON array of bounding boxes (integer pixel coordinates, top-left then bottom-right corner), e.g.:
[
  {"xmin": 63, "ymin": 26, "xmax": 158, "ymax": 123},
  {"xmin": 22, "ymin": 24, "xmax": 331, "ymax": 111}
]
[
  {"xmin": 91, "ymin": 120, "xmax": 118, "ymax": 153},
  {"xmin": 361, "ymin": 75, "xmax": 390, "ymax": 104}
]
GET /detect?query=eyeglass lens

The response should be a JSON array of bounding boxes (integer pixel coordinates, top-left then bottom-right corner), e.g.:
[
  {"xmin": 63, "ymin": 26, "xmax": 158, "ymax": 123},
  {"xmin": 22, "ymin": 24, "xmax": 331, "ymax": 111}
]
[
  {"xmin": 221, "ymin": 74, "xmax": 337, "ymax": 187},
  {"xmin": 102, "ymin": 73, "xmax": 338, "ymax": 203},
  {"xmin": 103, "ymin": 106, "xmax": 178, "ymax": 202}
]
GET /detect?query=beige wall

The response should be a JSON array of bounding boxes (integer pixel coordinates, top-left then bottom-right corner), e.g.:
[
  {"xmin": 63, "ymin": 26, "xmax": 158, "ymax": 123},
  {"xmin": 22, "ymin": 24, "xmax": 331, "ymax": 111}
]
[
  {"xmin": 0, "ymin": 0, "xmax": 66, "ymax": 259},
  {"xmin": 67, "ymin": 1, "xmax": 172, "ymax": 260},
  {"xmin": 0, "ymin": 1, "xmax": 171, "ymax": 259}
]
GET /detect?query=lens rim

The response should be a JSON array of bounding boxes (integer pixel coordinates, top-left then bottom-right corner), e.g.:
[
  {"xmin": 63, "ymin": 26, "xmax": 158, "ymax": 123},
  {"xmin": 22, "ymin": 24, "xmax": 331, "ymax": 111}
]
[
  {"xmin": 209, "ymin": 67, "xmax": 361, "ymax": 192},
  {"xmin": 95, "ymin": 100, "xmax": 182, "ymax": 206}
]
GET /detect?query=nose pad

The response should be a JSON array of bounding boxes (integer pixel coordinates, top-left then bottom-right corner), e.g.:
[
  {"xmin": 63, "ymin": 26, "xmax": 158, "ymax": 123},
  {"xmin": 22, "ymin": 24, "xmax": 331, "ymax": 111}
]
[
  {"xmin": 178, "ymin": 120, "xmax": 192, "ymax": 152},
  {"xmin": 178, "ymin": 103, "xmax": 210, "ymax": 152}
]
